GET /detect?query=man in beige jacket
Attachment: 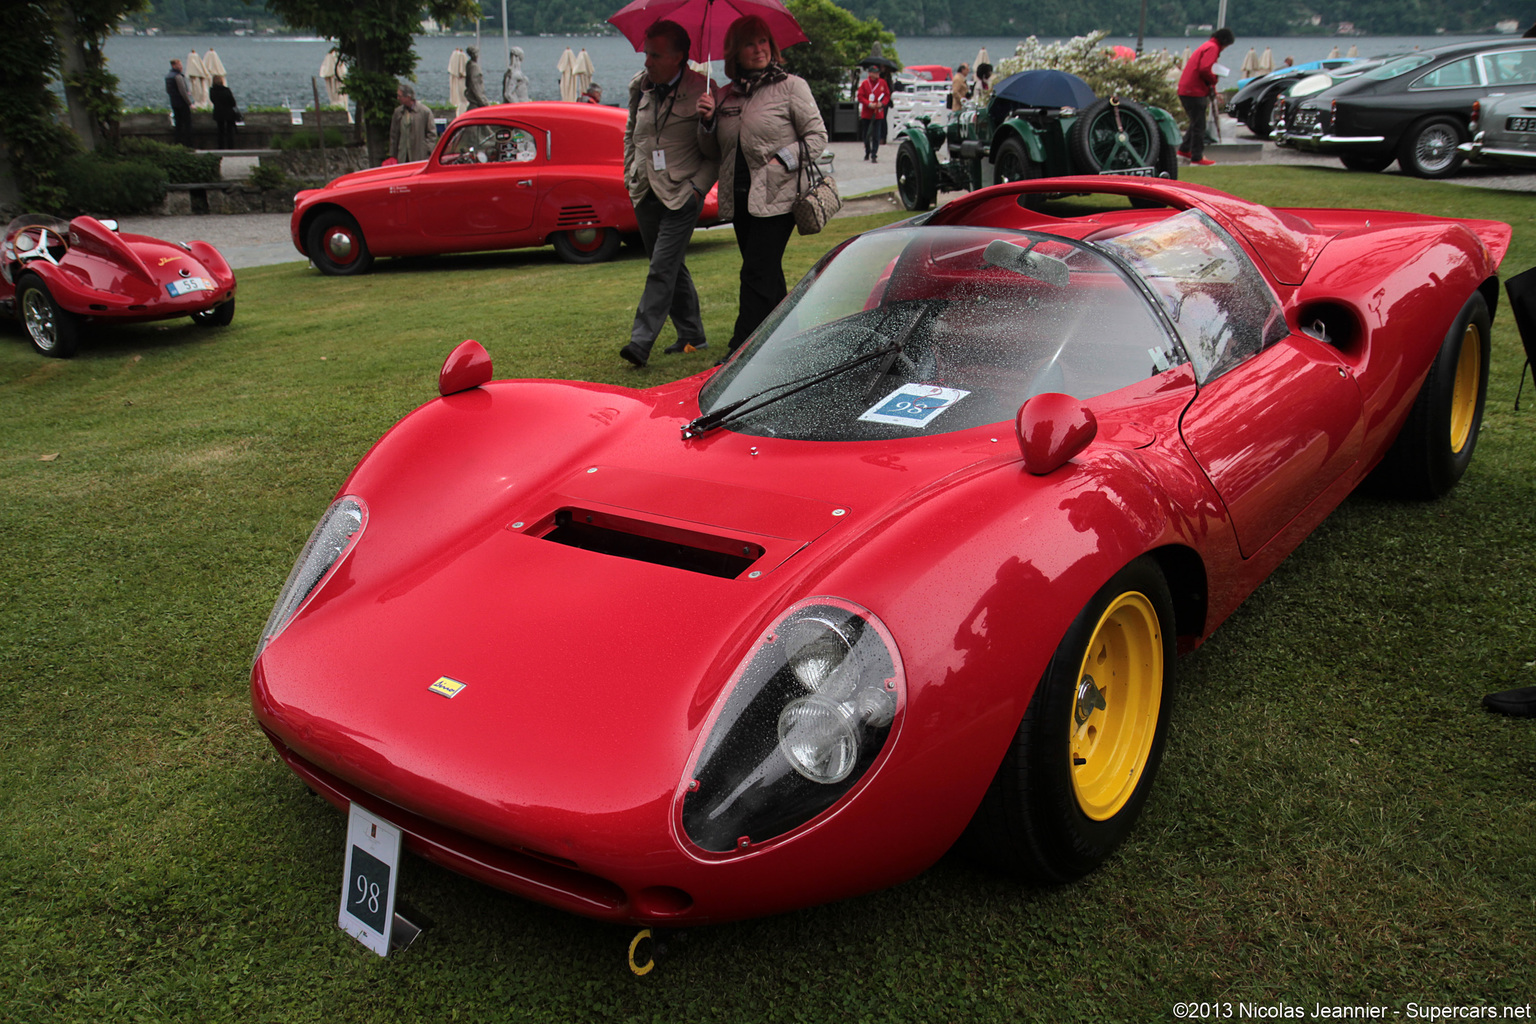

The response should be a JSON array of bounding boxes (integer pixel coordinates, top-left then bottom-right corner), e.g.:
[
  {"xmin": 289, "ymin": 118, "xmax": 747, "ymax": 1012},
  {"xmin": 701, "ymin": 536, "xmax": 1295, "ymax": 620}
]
[{"xmin": 620, "ymin": 20, "xmax": 718, "ymax": 367}]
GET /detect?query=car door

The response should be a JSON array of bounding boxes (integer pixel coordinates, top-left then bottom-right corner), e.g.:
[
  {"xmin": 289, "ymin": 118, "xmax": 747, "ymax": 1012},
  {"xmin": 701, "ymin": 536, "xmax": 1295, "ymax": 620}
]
[
  {"xmin": 1099, "ymin": 211, "xmax": 1364, "ymax": 559},
  {"xmin": 414, "ymin": 121, "xmax": 541, "ymax": 242}
]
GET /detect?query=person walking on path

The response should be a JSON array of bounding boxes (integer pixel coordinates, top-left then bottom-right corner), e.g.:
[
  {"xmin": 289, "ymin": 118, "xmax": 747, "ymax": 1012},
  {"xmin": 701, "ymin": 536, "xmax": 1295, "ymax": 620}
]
[
  {"xmin": 697, "ymin": 15, "xmax": 827, "ymax": 356},
  {"xmin": 620, "ymin": 20, "xmax": 718, "ymax": 368},
  {"xmin": 209, "ymin": 75, "xmax": 239, "ymax": 150},
  {"xmin": 1177, "ymin": 27, "xmax": 1234, "ymax": 166},
  {"xmin": 857, "ymin": 66, "xmax": 890, "ymax": 162},
  {"xmin": 165, "ymin": 58, "xmax": 193, "ymax": 147},
  {"xmin": 388, "ymin": 83, "xmax": 435, "ymax": 163}
]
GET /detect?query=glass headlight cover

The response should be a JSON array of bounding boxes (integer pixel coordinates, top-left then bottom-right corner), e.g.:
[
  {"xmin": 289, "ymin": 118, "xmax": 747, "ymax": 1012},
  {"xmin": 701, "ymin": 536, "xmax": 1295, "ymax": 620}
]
[
  {"xmin": 680, "ymin": 599, "xmax": 904, "ymax": 854},
  {"xmin": 253, "ymin": 496, "xmax": 367, "ymax": 662},
  {"xmin": 1288, "ymin": 73, "xmax": 1333, "ymax": 99}
]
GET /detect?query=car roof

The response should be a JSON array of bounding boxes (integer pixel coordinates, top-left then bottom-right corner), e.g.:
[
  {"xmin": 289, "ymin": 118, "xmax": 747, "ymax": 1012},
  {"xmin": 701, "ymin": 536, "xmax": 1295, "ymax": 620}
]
[{"xmin": 1408, "ymin": 36, "xmax": 1536, "ymax": 61}]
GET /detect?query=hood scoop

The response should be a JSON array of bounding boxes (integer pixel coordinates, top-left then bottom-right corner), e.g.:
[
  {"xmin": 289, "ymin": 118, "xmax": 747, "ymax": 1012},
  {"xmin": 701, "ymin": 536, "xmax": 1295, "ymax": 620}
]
[
  {"xmin": 538, "ymin": 507, "xmax": 764, "ymax": 579},
  {"xmin": 510, "ymin": 465, "xmax": 849, "ymax": 581}
]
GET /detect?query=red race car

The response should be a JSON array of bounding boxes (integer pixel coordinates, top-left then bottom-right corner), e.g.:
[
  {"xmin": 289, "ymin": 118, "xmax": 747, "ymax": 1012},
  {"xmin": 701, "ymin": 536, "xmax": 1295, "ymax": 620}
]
[
  {"xmin": 253, "ymin": 179, "xmax": 1508, "ymax": 931},
  {"xmin": 2, "ymin": 214, "xmax": 236, "ymax": 358},
  {"xmin": 291, "ymin": 102, "xmax": 720, "ymax": 275}
]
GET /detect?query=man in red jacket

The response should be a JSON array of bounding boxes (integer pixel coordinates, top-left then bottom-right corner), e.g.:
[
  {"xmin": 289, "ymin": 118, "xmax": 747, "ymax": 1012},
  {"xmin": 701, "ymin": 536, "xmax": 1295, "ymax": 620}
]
[
  {"xmin": 1177, "ymin": 27, "xmax": 1234, "ymax": 166},
  {"xmin": 857, "ymin": 66, "xmax": 892, "ymax": 162}
]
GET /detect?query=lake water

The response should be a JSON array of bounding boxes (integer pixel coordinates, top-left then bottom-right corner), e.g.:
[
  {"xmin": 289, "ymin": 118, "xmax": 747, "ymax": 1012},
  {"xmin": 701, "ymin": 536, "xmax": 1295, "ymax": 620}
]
[{"xmin": 106, "ymin": 31, "xmax": 1476, "ymax": 111}]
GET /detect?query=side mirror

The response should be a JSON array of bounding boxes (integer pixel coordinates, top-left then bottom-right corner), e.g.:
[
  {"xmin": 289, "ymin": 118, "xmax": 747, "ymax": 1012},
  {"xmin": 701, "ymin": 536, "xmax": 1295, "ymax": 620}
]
[
  {"xmin": 1016, "ymin": 392, "xmax": 1096, "ymax": 475},
  {"xmin": 438, "ymin": 339, "xmax": 492, "ymax": 396}
]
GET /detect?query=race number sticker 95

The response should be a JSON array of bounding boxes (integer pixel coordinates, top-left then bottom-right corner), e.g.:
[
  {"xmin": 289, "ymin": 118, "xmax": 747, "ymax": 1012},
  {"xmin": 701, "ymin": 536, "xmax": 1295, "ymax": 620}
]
[
  {"xmin": 338, "ymin": 803, "xmax": 402, "ymax": 956},
  {"xmin": 859, "ymin": 384, "xmax": 970, "ymax": 428}
]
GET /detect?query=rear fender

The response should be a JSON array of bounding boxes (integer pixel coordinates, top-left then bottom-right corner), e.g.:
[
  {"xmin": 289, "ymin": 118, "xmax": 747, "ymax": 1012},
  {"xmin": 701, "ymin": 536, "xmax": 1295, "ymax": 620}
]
[
  {"xmin": 994, "ymin": 119, "xmax": 1048, "ymax": 165},
  {"xmin": 1147, "ymin": 105, "xmax": 1182, "ymax": 148}
]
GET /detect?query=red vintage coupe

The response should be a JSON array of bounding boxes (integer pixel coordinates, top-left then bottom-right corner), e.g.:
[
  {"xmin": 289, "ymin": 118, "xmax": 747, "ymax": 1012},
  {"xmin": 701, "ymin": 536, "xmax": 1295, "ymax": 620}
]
[
  {"xmin": 253, "ymin": 178, "xmax": 1508, "ymax": 929},
  {"xmin": 291, "ymin": 102, "xmax": 719, "ymax": 275},
  {"xmin": 2, "ymin": 214, "xmax": 236, "ymax": 358}
]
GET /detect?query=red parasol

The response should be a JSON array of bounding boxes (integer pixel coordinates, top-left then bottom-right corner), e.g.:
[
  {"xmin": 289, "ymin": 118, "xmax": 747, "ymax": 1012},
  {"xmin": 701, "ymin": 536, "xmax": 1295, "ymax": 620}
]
[{"xmin": 608, "ymin": 0, "xmax": 807, "ymax": 63}]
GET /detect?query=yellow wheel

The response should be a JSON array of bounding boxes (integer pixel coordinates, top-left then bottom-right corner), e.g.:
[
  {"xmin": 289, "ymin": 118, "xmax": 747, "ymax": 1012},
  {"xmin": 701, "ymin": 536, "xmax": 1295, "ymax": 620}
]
[
  {"xmin": 1372, "ymin": 291, "xmax": 1489, "ymax": 498},
  {"xmin": 1448, "ymin": 320, "xmax": 1481, "ymax": 455},
  {"xmin": 962, "ymin": 557, "xmax": 1176, "ymax": 883},
  {"xmin": 1069, "ymin": 592, "xmax": 1164, "ymax": 821}
]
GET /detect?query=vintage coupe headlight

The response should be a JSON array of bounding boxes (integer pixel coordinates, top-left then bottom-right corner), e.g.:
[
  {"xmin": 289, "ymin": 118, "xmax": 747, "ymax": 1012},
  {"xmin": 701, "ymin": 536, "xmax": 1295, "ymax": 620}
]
[
  {"xmin": 1289, "ymin": 73, "xmax": 1333, "ymax": 99},
  {"xmin": 680, "ymin": 599, "xmax": 904, "ymax": 854},
  {"xmin": 253, "ymin": 496, "xmax": 367, "ymax": 662}
]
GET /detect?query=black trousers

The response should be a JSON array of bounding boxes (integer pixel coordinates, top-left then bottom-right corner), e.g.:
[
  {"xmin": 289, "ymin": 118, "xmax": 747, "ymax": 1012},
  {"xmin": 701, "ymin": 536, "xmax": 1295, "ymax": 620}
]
[
  {"xmin": 172, "ymin": 103, "xmax": 192, "ymax": 147},
  {"xmin": 1179, "ymin": 94, "xmax": 1208, "ymax": 161},
  {"xmin": 216, "ymin": 119, "xmax": 236, "ymax": 149},
  {"xmin": 728, "ymin": 208, "xmax": 796, "ymax": 352}
]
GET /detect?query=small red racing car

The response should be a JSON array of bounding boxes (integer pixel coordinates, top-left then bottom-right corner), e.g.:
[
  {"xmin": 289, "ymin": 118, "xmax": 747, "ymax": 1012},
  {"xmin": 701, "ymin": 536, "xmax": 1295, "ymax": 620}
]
[
  {"xmin": 291, "ymin": 102, "xmax": 720, "ymax": 275},
  {"xmin": 253, "ymin": 178, "xmax": 1508, "ymax": 928},
  {"xmin": 2, "ymin": 214, "xmax": 236, "ymax": 358}
]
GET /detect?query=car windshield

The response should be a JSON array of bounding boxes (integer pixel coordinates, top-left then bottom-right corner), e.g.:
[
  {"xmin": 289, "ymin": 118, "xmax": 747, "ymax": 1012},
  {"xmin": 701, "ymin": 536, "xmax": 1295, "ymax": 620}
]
[
  {"xmin": 694, "ymin": 225, "xmax": 1186, "ymax": 442},
  {"xmin": 1363, "ymin": 53, "xmax": 1436, "ymax": 81}
]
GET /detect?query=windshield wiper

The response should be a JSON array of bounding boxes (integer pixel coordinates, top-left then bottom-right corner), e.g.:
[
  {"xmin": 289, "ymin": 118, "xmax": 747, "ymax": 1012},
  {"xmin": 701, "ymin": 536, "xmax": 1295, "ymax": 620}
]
[
  {"xmin": 682, "ymin": 306, "xmax": 930, "ymax": 440},
  {"xmin": 681, "ymin": 339, "xmax": 902, "ymax": 439}
]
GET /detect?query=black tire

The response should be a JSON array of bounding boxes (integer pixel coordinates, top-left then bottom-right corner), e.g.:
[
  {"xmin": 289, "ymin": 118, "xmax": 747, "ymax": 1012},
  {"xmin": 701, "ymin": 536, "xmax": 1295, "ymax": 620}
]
[
  {"xmin": 1339, "ymin": 153, "xmax": 1396, "ymax": 173},
  {"xmin": 1250, "ymin": 93, "xmax": 1278, "ymax": 140},
  {"xmin": 1397, "ymin": 115, "xmax": 1468, "ymax": 179},
  {"xmin": 191, "ymin": 298, "xmax": 235, "ymax": 328},
  {"xmin": 306, "ymin": 210, "xmax": 373, "ymax": 276},
  {"xmin": 961, "ymin": 557, "xmax": 1177, "ymax": 883},
  {"xmin": 993, "ymin": 135, "xmax": 1047, "ymax": 211},
  {"xmin": 17, "ymin": 273, "xmax": 79, "ymax": 358},
  {"xmin": 1371, "ymin": 291, "xmax": 1491, "ymax": 498},
  {"xmin": 1067, "ymin": 97, "xmax": 1161, "ymax": 174},
  {"xmin": 550, "ymin": 226, "xmax": 621, "ymax": 264},
  {"xmin": 895, "ymin": 139, "xmax": 934, "ymax": 212}
]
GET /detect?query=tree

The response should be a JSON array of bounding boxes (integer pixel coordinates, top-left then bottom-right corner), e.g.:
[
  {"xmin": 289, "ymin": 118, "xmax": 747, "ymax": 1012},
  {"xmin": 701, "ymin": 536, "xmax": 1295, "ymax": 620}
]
[
  {"xmin": 260, "ymin": 0, "xmax": 481, "ymax": 164},
  {"xmin": 0, "ymin": 0, "xmax": 144, "ymax": 213},
  {"xmin": 784, "ymin": 0, "xmax": 897, "ymax": 126}
]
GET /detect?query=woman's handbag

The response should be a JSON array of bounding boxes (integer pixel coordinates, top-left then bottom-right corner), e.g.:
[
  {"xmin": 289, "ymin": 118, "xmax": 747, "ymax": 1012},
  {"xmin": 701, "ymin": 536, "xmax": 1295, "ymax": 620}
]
[{"xmin": 792, "ymin": 140, "xmax": 842, "ymax": 236}]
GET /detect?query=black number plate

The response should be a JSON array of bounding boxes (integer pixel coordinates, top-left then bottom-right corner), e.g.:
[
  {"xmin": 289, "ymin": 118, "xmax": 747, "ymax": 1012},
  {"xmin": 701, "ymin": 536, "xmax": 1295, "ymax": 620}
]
[{"xmin": 1505, "ymin": 116, "xmax": 1536, "ymax": 133}]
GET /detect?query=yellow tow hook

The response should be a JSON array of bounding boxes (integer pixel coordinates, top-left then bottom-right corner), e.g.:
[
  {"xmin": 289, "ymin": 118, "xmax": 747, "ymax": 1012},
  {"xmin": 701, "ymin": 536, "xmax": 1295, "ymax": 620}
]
[{"xmin": 628, "ymin": 927, "xmax": 686, "ymax": 975}]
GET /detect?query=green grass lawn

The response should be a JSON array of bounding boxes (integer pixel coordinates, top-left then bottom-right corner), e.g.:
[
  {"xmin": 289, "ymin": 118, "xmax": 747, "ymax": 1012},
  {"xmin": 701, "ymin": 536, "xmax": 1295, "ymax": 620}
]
[{"xmin": 1, "ymin": 167, "xmax": 1533, "ymax": 1023}]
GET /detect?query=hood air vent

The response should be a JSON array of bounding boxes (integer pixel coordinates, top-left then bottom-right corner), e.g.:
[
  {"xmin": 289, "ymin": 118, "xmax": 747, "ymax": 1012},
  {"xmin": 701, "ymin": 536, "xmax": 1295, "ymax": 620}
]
[{"xmin": 536, "ymin": 508, "xmax": 764, "ymax": 579}]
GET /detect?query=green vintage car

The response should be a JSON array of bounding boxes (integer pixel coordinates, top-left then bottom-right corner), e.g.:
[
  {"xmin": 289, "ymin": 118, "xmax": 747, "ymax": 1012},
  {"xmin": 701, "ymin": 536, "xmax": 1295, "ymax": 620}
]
[{"xmin": 895, "ymin": 69, "xmax": 1182, "ymax": 211}]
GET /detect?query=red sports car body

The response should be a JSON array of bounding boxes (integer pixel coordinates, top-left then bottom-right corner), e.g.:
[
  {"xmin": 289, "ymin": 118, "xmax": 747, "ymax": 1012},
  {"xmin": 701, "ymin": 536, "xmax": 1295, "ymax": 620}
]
[
  {"xmin": 291, "ymin": 102, "xmax": 720, "ymax": 275},
  {"xmin": 253, "ymin": 179, "xmax": 1508, "ymax": 928},
  {"xmin": 2, "ymin": 214, "xmax": 236, "ymax": 358}
]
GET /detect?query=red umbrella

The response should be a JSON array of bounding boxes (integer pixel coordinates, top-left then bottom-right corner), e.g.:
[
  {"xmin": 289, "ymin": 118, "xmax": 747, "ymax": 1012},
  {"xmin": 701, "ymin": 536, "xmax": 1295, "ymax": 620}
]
[{"xmin": 608, "ymin": 0, "xmax": 807, "ymax": 63}]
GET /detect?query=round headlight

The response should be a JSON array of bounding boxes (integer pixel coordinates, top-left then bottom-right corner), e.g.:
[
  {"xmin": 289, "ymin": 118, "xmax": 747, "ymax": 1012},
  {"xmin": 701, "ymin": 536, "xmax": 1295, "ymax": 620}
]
[
  {"xmin": 680, "ymin": 599, "xmax": 905, "ymax": 853},
  {"xmin": 778, "ymin": 695, "xmax": 859, "ymax": 783},
  {"xmin": 785, "ymin": 615, "xmax": 857, "ymax": 697}
]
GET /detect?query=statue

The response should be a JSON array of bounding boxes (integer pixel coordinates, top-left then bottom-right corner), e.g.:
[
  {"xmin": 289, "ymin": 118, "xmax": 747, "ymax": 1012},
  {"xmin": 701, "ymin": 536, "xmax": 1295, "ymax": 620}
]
[{"xmin": 503, "ymin": 46, "xmax": 531, "ymax": 103}]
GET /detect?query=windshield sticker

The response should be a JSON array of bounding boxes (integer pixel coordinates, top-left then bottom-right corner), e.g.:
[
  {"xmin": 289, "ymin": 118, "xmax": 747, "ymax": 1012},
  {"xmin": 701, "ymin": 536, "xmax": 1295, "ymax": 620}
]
[{"xmin": 859, "ymin": 384, "xmax": 971, "ymax": 428}]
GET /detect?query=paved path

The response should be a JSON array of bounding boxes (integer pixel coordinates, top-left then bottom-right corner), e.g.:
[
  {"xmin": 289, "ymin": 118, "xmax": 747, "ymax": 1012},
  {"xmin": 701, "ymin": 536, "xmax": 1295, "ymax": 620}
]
[{"xmin": 116, "ymin": 136, "xmax": 1534, "ymax": 271}]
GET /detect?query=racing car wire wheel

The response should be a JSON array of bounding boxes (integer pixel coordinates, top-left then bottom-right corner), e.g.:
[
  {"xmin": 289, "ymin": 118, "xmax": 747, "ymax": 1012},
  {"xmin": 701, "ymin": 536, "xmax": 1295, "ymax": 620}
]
[
  {"xmin": 191, "ymin": 298, "xmax": 235, "ymax": 328},
  {"xmin": 1067, "ymin": 97, "xmax": 1161, "ymax": 174},
  {"xmin": 17, "ymin": 273, "xmax": 79, "ymax": 358},
  {"xmin": 551, "ymin": 226, "xmax": 620, "ymax": 264},
  {"xmin": 1398, "ymin": 115, "xmax": 1468, "ymax": 179},
  {"xmin": 1372, "ymin": 291, "xmax": 1491, "ymax": 498},
  {"xmin": 895, "ymin": 140, "xmax": 935, "ymax": 211},
  {"xmin": 307, "ymin": 211, "xmax": 374, "ymax": 276},
  {"xmin": 992, "ymin": 137, "xmax": 1047, "ymax": 211},
  {"xmin": 961, "ymin": 556, "xmax": 1176, "ymax": 884}
]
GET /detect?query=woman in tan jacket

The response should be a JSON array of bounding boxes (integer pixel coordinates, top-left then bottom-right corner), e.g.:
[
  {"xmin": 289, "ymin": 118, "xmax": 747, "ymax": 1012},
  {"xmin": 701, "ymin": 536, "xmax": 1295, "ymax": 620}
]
[{"xmin": 697, "ymin": 15, "xmax": 827, "ymax": 355}]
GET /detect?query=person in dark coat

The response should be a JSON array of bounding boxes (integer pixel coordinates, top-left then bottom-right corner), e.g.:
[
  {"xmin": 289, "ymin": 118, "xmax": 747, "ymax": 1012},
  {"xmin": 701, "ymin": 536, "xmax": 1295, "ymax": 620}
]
[
  {"xmin": 165, "ymin": 58, "xmax": 193, "ymax": 147},
  {"xmin": 209, "ymin": 75, "xmax": 239, "ymax": 150}
]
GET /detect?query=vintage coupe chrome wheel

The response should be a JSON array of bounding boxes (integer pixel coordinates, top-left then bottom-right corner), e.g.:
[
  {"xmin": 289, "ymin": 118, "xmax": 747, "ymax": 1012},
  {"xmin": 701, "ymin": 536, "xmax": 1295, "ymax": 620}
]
[
  {"xmin": 1398, "ymin": 115, "xmax": 1467, "ymax": 179},
  {"xmin": 551, "ymin": 226, "xmax": 620, "ymax": 264},
  {"xmin": 307, "ymin": 211, "xmax": 374, "ymax": 276}
]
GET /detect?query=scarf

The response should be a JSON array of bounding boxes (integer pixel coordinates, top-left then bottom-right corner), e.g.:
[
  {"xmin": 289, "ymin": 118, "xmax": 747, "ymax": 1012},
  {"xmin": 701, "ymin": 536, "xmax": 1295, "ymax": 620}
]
[{"xmin": 732, "ymin": 62, "xmax": 788, "ymax": 97}]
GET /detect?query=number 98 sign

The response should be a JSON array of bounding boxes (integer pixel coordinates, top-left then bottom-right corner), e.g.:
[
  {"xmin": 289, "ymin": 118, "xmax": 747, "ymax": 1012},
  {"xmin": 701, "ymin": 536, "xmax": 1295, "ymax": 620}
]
[{"xmin": 339, "ymin": 803, "xmax": 402, "ymax": 956}]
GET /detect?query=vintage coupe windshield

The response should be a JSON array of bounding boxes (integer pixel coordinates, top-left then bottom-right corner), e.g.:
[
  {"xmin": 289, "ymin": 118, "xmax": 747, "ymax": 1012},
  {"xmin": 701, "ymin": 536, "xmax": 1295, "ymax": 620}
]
[{"xmin": 696, "ymin": 225, "xmax": 1185, "ymax": 441}]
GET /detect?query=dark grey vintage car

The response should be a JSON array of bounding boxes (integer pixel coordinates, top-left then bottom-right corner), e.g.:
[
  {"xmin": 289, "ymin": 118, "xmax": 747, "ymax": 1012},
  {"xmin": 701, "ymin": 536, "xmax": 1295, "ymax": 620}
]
[{"xmin": 1274, "ymin": 37, "xmax": 1536, "ymax": 177}]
